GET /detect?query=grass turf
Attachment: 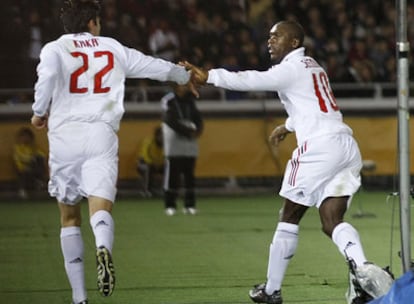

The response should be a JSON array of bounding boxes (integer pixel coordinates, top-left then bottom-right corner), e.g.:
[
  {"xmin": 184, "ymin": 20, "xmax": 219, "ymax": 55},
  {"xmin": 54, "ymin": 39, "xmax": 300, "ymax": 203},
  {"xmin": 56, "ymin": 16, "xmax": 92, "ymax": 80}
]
[{"xmin": 0, "ymin": 191, "xmax": 410, "ymax": 304}]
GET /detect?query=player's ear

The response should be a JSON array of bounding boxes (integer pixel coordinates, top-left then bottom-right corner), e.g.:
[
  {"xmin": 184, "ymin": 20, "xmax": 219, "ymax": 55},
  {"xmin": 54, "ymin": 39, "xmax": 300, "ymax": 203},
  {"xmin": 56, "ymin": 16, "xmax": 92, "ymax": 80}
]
[
  {"xmin": 87, "ymin": 19, "xmax": 95, "ymax": 30},
  {"xmin": 292, "ymin": 38, "xmax": 300, "ymax": 48},
  {"xmin": 87, "ymin": 17, "xmax": 100, "ymax": 35}
]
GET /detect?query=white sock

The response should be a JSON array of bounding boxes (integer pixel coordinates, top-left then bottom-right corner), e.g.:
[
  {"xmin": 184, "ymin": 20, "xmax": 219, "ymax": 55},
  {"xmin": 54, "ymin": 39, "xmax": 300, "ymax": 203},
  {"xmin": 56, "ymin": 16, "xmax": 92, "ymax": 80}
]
[
  {"xmin": 90, "ymin": 210, "xmax": 114, "ymax": 252},
  {"xmin": 60, "ymin": 226, "xmax": 87, "ymax": 303},
  {"xmin": 265, "ymin": 222, "xmax": 299, "ymax": 294},
  {"xmin": 332, "ymin": 222, "xmax": 367, "ymax": 266}
]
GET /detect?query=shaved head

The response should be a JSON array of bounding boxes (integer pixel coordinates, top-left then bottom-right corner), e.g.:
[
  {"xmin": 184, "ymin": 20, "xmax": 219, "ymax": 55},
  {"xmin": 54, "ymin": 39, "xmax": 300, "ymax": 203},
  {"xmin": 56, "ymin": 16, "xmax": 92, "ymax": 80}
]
[
  {"xmin": 277, "ymin": 20, "xmax": 305, "ymax": 47},
  {"xmin": 268, "ymin": 20, "xmax": 305, "ymax": 63}
]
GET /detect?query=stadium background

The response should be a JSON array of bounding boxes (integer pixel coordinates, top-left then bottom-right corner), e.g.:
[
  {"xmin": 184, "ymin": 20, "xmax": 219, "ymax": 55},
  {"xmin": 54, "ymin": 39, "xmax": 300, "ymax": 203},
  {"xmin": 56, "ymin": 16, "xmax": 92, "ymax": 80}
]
[{"xmin": 0, "ymin": 0, "xmax": 414, "ymax": 192}]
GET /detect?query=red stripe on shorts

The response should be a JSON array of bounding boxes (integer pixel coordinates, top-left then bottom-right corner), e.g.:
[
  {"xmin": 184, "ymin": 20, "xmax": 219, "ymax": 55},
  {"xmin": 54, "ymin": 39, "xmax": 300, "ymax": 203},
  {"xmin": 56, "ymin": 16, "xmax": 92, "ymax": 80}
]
[{"xmin": 288, "ymin": 141, "xmax": 307, "ymax": 186}]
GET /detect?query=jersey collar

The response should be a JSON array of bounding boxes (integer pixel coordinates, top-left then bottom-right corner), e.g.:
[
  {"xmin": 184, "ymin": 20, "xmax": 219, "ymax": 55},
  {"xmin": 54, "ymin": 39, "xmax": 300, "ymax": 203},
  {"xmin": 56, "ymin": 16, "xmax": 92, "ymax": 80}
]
[
  {"xmin": 281, "ymin": 47, "xmax": 305, "ymax": 63},
  {"xmin": 62, "ymin": 32, "xmax": 94, "ymax": 39}
]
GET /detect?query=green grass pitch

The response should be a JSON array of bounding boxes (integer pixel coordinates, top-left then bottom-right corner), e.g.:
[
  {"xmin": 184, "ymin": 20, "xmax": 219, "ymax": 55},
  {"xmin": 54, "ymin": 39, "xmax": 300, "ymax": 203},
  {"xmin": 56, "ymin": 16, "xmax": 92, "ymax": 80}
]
[{"xmin": 0, "ymin": 191, "xmax": 411, "ymax": 304}]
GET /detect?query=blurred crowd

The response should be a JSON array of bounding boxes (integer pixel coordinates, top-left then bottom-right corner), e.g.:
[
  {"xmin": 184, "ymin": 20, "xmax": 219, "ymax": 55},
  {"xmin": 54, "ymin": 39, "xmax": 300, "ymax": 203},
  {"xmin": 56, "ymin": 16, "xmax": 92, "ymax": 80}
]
[{"xmin": 1, "ymin": 0, "xmax": 413, "ymax": 92}]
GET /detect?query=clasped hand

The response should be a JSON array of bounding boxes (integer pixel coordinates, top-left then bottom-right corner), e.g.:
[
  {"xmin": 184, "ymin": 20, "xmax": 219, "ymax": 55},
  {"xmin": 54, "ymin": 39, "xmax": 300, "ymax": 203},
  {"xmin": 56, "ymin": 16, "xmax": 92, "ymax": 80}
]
[{"xmin": 179, "ymin": 61, "xmax": 209, "ymax": 98}]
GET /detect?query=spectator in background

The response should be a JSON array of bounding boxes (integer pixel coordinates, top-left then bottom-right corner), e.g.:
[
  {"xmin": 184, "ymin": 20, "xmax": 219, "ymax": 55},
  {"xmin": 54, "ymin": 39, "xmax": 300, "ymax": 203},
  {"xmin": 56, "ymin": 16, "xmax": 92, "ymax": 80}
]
[
  {"xmin": 237, "ymin": 28, "xmax": 259, "ymax": 69},
  {"xmin": 161, "ymin": 83, "xmax": 204, "ymax": 216},
  {"xmin": 27, "ymin": 9, "xmax": 44, "ymax": 87},
  {"xmin": 369, "ymin": 38, "xmax": 393, "ymax": 81},
  {"xmin": 118, "ymin": 13, "xmax": 143, "ymax": 50},
  {"xmin": 13, "ymin": 127, "xmax": 47, "ymax": 199},
  {"xmin": 347, "ymin": 38, "xmax": 369, "ymax": 64},
  {"xmin": 148, "ymin": 19, "xmax": 180, "ymax": 61},
  {"xmin": 220, "ymin": 54, "xmax": 246, "ymax": 100},
  {"xmin": 137, "ymin": 126, "xmax": 164, "ymax": 197},
  {"xmin": 101, "ymin": 0, "xmax": 119, "ymax": 37},
  {"xmin": 247, "ymin": 0, "xmax": 273, "ymax": 26},
  {"xmin": 0, "ymin": 5, "xmax": 29, "ymax": 88},
  {"xmin": 384, "ymin": 56, "xmax": 397, "ymax": 83},
  {"xmin": 1, "ymin": 0, "xmax": 413, "ymax": 91}
]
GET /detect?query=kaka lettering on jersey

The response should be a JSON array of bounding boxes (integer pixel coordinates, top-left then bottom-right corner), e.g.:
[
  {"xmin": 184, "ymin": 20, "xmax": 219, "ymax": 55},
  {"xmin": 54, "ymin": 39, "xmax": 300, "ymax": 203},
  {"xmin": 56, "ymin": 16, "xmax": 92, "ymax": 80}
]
[
  {"xmin": 301, "ymin": 58, "xmax": 320, "ymax": 68},
  {"xmin": 73, "ymin": 38, "xmax": 99, "ymax": 48}
]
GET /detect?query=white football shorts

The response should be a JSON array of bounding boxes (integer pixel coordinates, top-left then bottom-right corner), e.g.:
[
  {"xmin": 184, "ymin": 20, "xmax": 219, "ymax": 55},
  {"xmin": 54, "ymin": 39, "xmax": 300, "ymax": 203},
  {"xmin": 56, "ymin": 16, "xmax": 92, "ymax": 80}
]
[
  {"xmin": 279, "ymin": 133, "xmax": 362, "ymax": 208},
  {"xmin": 47, "ymin": 121, "xmax": 118, "ymax": 205}
]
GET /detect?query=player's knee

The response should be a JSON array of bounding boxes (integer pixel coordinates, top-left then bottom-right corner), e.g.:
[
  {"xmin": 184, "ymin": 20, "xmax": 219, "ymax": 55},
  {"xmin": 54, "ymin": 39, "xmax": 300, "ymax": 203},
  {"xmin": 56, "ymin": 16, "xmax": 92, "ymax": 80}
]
[
  {"xmin": 61, "ymin": 214, "xmax": 81, "ymax": 227},
  {"xmin": 59, "ymin": 203, "xmax": 82, "ymax": 227},
  {"xmin": 321, "ymin": 222, "xmax": 335, "ymax": 237}
]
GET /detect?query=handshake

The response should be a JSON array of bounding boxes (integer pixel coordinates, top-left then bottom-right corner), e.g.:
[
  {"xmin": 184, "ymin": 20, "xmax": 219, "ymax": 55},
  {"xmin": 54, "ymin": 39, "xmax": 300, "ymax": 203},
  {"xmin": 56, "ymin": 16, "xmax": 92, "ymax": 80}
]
[{"xmin": 179, "ymin": 61, "xmax": 209, "ymax": 98}]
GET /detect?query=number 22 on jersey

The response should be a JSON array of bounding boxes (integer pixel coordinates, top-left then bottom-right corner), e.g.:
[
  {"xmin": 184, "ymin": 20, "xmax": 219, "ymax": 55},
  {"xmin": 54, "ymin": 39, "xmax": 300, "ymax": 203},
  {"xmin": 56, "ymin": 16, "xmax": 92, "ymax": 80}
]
[
  {"xmin": 70, "ymin": 51, "xmax": 114, "ymax": 94},
  {"xmin": 312, "ymin": 71, "xmax": 339, "ymax": 113}
]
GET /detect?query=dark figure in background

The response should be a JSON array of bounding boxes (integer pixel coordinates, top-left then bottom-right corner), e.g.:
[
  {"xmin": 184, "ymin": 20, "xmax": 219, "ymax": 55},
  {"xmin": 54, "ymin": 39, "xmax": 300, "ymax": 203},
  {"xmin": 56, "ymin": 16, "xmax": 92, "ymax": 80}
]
[
  {"xmin": 13, "ymin": 127, "xmax": 47, "ymax": 199},
  {"xmin": 137, "ymin": 126, "xmax": 164, "ymax": 197},
  {"xmin": 161, "ymin": 83, "xmax": 204, "ymax": 216}
]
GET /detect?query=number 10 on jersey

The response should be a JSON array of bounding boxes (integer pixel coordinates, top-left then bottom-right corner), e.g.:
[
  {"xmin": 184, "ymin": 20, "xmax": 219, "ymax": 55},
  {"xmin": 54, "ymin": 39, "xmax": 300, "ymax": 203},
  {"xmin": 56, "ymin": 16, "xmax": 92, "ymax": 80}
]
[{"xmin": 312, "ymin": 71, "xmax": 339, "ymax": 113}]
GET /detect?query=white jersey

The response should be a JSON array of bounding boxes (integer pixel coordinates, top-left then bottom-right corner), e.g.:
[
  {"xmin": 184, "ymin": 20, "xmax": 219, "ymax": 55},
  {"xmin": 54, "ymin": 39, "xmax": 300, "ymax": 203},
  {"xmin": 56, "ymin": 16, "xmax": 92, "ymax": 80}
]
[
  {"xmin": 207, "ymin": 47, "xmax": 352, "ymax": 145},
  {"xmin": 33, "ymin": 32, "xmax": 189, "ymax": 131}
]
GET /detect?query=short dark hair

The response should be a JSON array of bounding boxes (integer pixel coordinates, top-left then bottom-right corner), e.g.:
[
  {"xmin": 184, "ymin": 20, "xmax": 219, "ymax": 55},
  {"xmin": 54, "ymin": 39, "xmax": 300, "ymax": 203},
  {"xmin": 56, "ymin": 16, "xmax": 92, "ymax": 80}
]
[
  {"xmin": 282, "ymin": 20, "xmax": 305, "ymax": 47},
  {"xmin": 60, "ymin": 0, "xmax": 101, "ymax": 33}
]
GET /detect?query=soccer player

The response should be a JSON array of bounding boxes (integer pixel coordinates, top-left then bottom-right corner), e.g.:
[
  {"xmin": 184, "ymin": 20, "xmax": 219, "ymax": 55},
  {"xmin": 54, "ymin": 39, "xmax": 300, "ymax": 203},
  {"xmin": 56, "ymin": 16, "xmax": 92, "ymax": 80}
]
[
  {"xmin": 182, "ymin": 20, "xmax": 392, "ymax": 304},
  {"xmin": 30, "ymin": 1, "xmax": 196, "ymax": 304}
]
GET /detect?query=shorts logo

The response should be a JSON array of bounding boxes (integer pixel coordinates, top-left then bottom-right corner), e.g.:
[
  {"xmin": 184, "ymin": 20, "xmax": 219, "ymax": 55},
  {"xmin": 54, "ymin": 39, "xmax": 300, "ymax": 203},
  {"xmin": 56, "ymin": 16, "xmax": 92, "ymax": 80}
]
[{"xmin": 288, "ymin": 141, "xmax": 307, "ymax": 186}]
